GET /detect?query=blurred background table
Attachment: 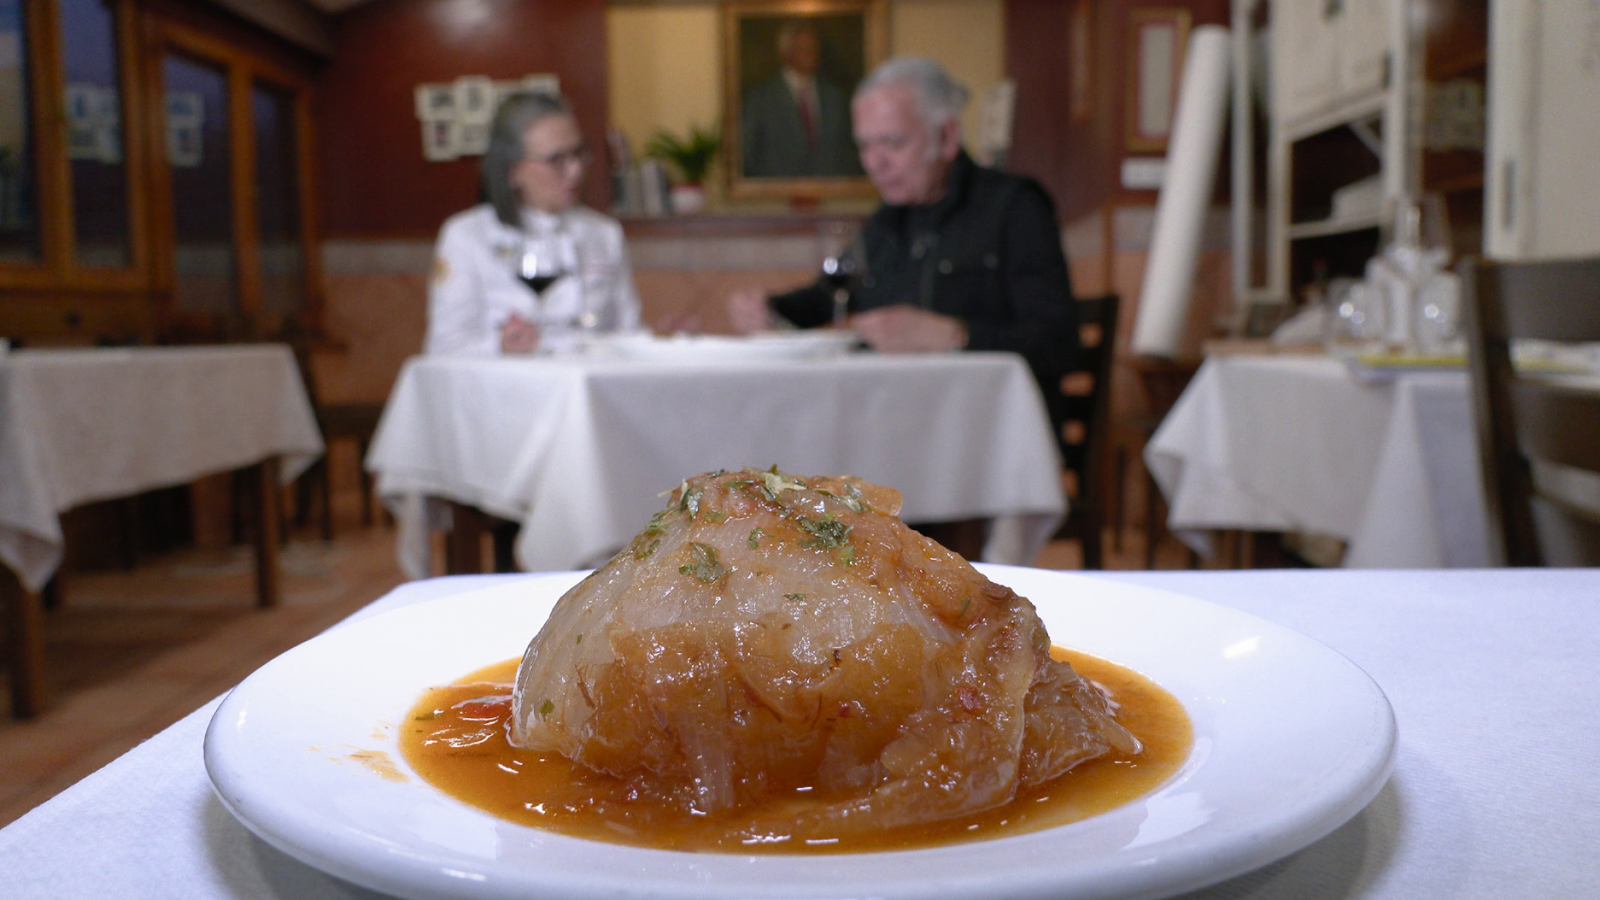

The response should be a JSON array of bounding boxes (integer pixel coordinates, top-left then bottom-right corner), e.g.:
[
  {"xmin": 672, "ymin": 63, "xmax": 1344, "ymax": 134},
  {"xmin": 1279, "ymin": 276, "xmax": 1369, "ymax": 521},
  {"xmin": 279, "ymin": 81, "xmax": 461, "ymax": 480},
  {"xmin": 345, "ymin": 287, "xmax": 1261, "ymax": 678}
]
[
  {"xmin": 366, "ymin": 350, "xmax": 1066, "ymax": 577},
  {"xmin": 0, "ymin": 345, "xmax": 324, "ymax": 716},
  {"xmin": 1144, "ymin": 354, "xmax": 1488, "ymax": 568}
]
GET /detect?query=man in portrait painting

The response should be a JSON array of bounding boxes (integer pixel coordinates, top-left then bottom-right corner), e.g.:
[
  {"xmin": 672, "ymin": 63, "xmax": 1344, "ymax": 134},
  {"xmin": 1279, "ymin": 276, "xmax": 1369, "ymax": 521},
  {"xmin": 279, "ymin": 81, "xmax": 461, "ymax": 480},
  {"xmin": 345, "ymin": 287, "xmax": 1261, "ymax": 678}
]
[{"xmin": 739, "ymin": 19, "xmax": 861, "ymax": 178}]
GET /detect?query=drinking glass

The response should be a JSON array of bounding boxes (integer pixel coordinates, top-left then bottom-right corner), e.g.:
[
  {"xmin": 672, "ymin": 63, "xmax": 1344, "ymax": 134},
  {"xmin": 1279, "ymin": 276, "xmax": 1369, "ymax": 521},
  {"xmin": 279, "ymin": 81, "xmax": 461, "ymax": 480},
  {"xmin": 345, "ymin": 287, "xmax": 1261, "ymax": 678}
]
[
  {"xmin": 1373, "ymin": 193, "xmax": 1454, "ymax": 353},
  {"xmin": 817, "ymin": 222, "xmax": 864, "ymax": 328},
  {"xmin": 1323, "ymin": 278, "xmax": 1387, "ymax": 356},
  {"xmin": 516, "ymin": 234, "xmax": 570, "ymax": 304}
]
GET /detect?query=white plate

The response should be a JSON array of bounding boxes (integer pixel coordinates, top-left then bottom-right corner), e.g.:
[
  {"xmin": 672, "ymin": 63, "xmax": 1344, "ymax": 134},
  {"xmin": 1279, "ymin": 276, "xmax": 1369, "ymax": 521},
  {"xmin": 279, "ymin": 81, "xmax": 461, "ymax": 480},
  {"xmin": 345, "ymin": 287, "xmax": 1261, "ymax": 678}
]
[
  {"xmin": 594, "ymin": 331, "xmax": 859, "ymax": 363},
  {"xmin": 205, "ymin": 566, "xmax": 1396, "ymax": 900}
]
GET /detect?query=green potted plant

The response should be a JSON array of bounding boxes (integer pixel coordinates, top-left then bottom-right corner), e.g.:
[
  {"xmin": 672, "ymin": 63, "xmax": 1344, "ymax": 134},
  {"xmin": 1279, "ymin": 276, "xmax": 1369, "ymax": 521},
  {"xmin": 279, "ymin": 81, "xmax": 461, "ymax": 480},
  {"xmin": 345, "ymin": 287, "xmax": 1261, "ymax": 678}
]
[{"xmin": 644, "ymin": 124, "xmax": 720, "ymax": 215}]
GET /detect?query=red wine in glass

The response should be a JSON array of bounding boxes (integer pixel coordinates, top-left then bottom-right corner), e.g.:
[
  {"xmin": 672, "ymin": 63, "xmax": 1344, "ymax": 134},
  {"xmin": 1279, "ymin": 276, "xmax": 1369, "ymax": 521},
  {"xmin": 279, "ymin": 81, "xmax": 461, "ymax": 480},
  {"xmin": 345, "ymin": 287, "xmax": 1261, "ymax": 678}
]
[
  {"xmin": 518, "ymin": 250, "xmax": 568, "ymax": 299},
  {"xmin": 520, "ymin": 272, "xmax": 564, "ymax": 295}
]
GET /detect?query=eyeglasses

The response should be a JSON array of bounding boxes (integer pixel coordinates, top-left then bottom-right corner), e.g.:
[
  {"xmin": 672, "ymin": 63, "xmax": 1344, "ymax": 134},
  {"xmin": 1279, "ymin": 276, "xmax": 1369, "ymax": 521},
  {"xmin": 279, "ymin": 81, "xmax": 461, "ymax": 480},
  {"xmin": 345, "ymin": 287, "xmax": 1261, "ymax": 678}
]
[{"xmin": 526, "ymin": 144, "xmax": 590, "ymax": 170}]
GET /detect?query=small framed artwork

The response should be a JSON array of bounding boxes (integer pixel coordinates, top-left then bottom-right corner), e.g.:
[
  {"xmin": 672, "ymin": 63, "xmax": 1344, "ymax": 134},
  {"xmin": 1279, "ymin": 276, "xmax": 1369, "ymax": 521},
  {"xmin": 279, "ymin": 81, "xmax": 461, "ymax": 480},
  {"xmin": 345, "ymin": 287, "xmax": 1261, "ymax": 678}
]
[
  {"xmin": 722, "ymin": 0, "xmax": 887, "ymax": 202},
  {"xmin": 454, "ymin": 76, "xmax": 495, "ymax": 125},
  {"xmin": 1126, "ymin": 8, "xmax": 1190, "ymax": 152},
  {"xmin": 520, "ymin": 73, "xmax": 560, "ymax": 96},
  {"xmin": 414, "ymin": 83, "xmax": 456, "ymax": 121},
  {"xmin": 456, "ymin": 121, "xmax": 490, "ymax": 156},
  {"xmin": 422, "ymin": 119, "xmax": 458, "ymax": 161}
]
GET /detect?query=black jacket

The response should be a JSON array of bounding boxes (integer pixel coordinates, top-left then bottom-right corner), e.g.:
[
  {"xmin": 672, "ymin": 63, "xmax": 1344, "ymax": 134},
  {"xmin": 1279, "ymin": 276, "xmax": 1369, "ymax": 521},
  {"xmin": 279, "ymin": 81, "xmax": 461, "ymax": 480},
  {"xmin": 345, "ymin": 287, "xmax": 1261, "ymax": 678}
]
[{"xmin": 772, "ymin": 151, "xmax": 1079, "ymax": 408}]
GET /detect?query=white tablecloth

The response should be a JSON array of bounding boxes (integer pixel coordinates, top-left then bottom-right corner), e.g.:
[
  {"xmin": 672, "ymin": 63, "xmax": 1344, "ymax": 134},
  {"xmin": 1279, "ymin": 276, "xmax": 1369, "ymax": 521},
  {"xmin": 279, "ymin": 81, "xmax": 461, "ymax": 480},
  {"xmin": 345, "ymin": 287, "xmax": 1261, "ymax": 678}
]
[
  {"xmin": 0, "ymin": 346, "xmax": 325, "ymax": 592},
  {"xmin": 3, "ymin": 566, "xmax": 1597, "ymax": 899},
  {"xmin": 1144, "ymin": 355, "xmax": 1488, "ymax": 567},
  {"xmin": 366, "ymin": 352, "xmax": 1067, "ymax": 577}
]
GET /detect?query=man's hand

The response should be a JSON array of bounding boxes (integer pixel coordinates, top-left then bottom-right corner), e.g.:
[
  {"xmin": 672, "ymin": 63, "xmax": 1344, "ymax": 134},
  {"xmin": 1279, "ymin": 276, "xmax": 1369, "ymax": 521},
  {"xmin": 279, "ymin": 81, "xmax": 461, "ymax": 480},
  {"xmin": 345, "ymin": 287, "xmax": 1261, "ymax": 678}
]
[
  {"xmin": 726, "ymin": 290, "xmax": 775, "ymax": 335},
  {"xmin": 851, "ymin": 305, "xmax": 967, "ymax": 353},
  {"xmin": 499, "ymin": 313, "xmax": 541, "ymax": 354}
]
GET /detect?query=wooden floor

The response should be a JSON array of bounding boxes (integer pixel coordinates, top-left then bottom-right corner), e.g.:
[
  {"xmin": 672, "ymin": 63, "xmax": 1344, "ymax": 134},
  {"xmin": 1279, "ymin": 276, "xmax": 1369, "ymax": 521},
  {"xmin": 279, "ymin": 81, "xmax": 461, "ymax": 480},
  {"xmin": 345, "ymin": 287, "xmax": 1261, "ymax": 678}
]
[{"xmin": 0, "ymin": 485, "xmax": 1199, "ymax": 830}]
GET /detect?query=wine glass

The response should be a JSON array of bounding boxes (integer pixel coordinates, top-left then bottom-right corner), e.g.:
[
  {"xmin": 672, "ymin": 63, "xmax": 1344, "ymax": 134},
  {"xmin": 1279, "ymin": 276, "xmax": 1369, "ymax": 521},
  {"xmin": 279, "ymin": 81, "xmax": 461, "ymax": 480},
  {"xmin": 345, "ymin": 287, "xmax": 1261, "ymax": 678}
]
[
  {"xmin": 817, "ymin": 222, "xmax": 863, "ymax": 328},
  {"xmin": 516, "ymin": 241, "xmax": 570, "ymax": 303},
  {"xmin": 1373, "ymin": 193, "xmax": 1454, "ymax": 353}
]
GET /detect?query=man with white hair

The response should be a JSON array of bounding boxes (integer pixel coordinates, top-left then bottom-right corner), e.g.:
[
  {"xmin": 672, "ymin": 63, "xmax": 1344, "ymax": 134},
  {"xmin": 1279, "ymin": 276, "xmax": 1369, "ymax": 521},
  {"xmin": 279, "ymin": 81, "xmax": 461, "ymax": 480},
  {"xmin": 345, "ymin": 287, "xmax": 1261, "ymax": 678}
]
[{"xmin": 729, "ymin": 55, "xmax": 1079, "ymax": 399}]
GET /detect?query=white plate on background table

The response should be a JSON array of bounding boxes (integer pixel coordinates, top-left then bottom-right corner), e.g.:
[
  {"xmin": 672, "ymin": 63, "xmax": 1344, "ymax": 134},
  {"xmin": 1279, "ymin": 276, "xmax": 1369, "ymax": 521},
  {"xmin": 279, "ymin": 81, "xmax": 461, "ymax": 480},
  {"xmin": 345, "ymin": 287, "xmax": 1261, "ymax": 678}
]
[
  {"xmin": 204, "ymin": 566, "xmax": 1396, "ymax": 900},
  {"xmin": 593, "ymin": 330, "xmax": 859, "ymax": 363}
]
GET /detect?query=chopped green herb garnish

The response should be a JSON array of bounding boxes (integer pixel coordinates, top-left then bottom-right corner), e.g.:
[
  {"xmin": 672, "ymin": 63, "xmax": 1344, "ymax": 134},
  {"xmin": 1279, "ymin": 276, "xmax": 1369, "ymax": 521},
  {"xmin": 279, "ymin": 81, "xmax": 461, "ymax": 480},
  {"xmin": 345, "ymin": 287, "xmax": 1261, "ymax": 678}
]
[
  {"xmin": 801, "ymin": 514, "xmax": 853, "ymax": 549},
  {"xmin": 679, "ymin": 542, "xmax": 727, "ymax": 582},
  {"xmin": 957, "ymin": 595, "xmax": 972, "ymax": 617},
  {"xmin": 703, "ymin": 508, "xmax": 728, "ymax": 523},
  {"xmin": 537, "ymin": 699, "xmax": 554, "ymax": 718},
  {"xmin": 783, "ymin": 592, "xmax": 806, "ymax": 601},
  {"xmin": 748, "ymin": 527, "xmax": 765, "ymax": 548},
  {"xmin": 575, "ymin": 634, "xmax": 583, "ymax": 645},
  {"xmin": 836, "ymin": 544, "xmax": 856, "ymax": 566},
  {"xmin": 680, "ymin": 487, "xmax": 702, "ymax": 517}
]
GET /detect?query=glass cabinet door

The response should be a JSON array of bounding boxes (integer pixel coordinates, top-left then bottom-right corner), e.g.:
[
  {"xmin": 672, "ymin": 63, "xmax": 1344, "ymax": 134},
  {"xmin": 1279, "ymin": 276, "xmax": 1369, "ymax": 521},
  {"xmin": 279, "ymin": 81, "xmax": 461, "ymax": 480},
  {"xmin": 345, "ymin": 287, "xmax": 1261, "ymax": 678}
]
[
  {"xmin": 0, "ymin": 0, "xmax": 40, "ymax": 263},
  {"xmin": 61, "ymin": 0, "xmax": 131, "ymax": 268},
  {"xmin": 252, "ymin": 79, "xmax": 305, "ymax": 319},
  {"xmin": 162, "ymin": 50, "xmax": 236, "ymax": 317}
]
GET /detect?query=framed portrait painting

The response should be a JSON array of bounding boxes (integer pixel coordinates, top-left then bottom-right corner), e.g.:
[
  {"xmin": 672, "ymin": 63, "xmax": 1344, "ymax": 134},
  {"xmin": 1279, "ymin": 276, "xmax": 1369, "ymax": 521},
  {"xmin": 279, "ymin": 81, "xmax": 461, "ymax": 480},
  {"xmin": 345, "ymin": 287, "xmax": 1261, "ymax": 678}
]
[{"xmin": 722, "ymin": 0, "xmax": 886, "ymax": 201}]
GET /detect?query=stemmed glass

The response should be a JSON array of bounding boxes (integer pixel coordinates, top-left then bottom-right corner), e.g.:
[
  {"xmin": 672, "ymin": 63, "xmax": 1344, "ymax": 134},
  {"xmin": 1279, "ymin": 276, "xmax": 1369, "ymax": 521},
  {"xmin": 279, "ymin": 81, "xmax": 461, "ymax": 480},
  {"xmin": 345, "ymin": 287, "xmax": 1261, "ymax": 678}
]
[
  {"xmin": 1372, "ymin": 193, "xmax": 1455, "ymax": 354},
  {"xmin": 516, "ymin": 237, "xmax": 570, "ymax": 306},
  {"xmin": 817, "ymin": 222, "xmax": 864, "ymax": 329},
  {"xmin": 515, "ymin": 230, "xmax": 598, "ymax": 339}
]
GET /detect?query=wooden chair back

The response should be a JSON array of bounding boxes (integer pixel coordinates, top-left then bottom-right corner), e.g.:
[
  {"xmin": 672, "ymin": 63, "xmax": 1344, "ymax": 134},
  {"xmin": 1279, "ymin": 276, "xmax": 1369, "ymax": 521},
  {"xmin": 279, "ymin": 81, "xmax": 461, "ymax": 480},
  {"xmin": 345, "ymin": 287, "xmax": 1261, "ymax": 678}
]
[
  {"xmin": 1052, "ymin": 294, "xmax": 1119, "ymax": 569},
  {"xmin": 1462, "ymin": 256, "xmax": 1600, "ymax": 566}
]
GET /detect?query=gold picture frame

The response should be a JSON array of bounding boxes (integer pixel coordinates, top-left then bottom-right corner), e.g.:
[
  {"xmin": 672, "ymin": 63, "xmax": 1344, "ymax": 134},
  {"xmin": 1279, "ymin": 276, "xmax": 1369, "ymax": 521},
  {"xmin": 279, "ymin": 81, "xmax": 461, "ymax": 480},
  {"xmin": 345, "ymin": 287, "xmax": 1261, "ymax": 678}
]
[
  {"xmin": 721, "ymin": 0, "xmax": 887, "ymax": 202},
  {"xmin": 1125, "ymin": 8, "xmax": 1191, "ymax": 152}
]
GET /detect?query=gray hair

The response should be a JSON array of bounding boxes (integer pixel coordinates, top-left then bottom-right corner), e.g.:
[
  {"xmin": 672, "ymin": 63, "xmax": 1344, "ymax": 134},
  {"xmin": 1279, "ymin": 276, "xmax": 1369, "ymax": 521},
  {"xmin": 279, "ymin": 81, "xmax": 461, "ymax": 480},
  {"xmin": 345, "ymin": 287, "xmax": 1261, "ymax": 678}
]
[
  {"xmin": 482, "ymin": 91, "xmax": 573, "ymax": 228},
  {"xmin": 855, "ymin": 56, "xmax": 970, "ymax": 135}
]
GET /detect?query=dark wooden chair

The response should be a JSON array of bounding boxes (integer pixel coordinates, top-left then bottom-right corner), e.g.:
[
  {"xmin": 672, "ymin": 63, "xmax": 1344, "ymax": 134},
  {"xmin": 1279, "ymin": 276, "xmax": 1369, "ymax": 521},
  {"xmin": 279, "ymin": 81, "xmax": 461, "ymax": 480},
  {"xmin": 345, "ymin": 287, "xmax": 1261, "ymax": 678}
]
[
  {"xmin": 1051, "ymin": 294, "xmax": 1119, "ymax": 569},
  {"xmin": 280, "ymin": 332, "xmax": 386, "ymax": 540},
  {"xmin": 1462, "ymin": 255, "xmax": 1600, "ymax": 566}
]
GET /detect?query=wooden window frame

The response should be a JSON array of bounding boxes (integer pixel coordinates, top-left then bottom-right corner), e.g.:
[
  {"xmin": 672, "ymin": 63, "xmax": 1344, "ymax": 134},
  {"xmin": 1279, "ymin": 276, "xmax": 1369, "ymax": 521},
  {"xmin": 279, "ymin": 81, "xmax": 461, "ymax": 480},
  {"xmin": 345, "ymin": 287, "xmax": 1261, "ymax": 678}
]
[{"xmin": 142, "ymin": 12, "xmax": 322, "ymax": 339}]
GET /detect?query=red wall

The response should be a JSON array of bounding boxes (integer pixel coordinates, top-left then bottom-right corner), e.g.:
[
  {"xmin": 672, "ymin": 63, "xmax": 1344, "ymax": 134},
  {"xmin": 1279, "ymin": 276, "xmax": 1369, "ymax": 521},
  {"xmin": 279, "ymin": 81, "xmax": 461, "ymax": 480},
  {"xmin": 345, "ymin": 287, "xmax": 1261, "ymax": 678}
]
[
  {"xmin": 1006, "ymin": 0, "xmax": 1229, "ymax": 223},
  {"xmin": 315, "ymin": 0, "xmax": 608, "ymax": 238}
]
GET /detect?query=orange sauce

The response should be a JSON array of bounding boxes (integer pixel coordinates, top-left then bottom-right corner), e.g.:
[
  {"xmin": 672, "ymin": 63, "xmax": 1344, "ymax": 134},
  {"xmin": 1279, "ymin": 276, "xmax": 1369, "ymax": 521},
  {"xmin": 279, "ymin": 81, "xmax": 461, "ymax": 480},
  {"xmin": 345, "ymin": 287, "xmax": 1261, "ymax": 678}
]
[{"xmin": 400, "ymin": 648, "xmax": 1191, "ymax": 853}]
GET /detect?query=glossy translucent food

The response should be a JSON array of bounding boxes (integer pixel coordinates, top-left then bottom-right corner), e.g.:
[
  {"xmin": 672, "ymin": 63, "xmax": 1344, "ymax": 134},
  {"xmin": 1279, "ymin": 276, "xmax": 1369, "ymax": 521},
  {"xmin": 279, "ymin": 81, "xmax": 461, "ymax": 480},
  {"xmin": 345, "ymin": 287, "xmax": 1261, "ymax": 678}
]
[{"xmin": 510, "ymin": 469, "xmax": 1139, "ymax": 835}]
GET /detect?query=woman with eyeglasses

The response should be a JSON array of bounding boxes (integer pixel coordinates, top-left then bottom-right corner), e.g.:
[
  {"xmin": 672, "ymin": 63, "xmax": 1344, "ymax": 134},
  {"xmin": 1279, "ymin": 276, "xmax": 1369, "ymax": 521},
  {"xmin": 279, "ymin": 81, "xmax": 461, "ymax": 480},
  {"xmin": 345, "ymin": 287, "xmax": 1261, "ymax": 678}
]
[{"xmin": 425, "ymin": 92, "xmax": 642, "ymax": 356}]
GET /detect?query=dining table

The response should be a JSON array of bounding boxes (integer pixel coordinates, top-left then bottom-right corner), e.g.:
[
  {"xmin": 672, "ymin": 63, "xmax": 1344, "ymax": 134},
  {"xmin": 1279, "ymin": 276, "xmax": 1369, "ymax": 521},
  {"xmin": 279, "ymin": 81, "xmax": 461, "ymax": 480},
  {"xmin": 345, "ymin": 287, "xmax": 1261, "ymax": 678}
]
[
  {"xmin": 2, "ymin": 564, "xmax": 1596, "ymax": 899},
  {"xmin": 365, "ymin": 343, "xmax": 1068, "ymax": 578},
  {"xmin": 1144, "ymin": 353, "xmax": 1490, "ymax": 567},
  {"xmin": 0, "ymin": 344, "xmax": 324, "ymax": 716}
]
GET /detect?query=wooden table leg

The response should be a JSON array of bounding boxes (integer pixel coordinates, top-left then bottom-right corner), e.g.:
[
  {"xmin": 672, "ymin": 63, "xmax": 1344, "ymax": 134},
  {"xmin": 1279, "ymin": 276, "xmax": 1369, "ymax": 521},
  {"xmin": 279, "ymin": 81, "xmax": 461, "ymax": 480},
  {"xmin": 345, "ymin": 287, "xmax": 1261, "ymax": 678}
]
[
  {"xmin": 3, "ymin": 567, "xmax": 47, "ymax": 718},
  {"xmin": 445, "ymin": 501, "xmax": 487, "ymax": 574},
  {"xmin": 251, "ymin": 457, "xmax": 282, "ymax": 609}
]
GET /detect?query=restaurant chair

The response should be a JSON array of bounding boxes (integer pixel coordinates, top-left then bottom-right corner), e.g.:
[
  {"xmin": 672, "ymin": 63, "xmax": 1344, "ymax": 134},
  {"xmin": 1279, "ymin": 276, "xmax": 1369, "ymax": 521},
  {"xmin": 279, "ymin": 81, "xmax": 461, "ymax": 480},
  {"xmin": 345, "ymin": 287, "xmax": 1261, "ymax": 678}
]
[
  {"xmin": 281, "ymin": 331, "xmax": 386, "ymax": 540},
  {"xmin": 1051, "ymin": 294, "xmax": 1119, "ymax": 569},
  {"xmin": 1461, "ymin": 255, "xmax": 1600, "ymax": 566}
]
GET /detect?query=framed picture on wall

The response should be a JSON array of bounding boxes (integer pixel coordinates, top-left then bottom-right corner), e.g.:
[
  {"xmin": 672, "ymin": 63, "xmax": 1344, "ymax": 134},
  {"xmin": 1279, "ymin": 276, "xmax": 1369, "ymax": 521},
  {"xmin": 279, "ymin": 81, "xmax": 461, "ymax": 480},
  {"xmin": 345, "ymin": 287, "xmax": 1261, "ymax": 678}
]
[
  {"xmin": 1126, "ymin": 8, "xmax": 1191, "ymax": 152},
  {"xmin": 721, "ymin": 0, "xmax": 887, "ymax": 202}
]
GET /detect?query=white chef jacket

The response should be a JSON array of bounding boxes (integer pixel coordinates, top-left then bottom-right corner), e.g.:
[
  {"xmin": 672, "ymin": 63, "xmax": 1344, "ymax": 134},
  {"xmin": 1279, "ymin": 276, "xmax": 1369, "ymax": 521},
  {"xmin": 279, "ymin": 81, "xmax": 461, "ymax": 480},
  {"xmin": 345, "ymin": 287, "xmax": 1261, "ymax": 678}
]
[{"xmin": 425, "ymin": 203, "xmax": 643, "ymax": 356}]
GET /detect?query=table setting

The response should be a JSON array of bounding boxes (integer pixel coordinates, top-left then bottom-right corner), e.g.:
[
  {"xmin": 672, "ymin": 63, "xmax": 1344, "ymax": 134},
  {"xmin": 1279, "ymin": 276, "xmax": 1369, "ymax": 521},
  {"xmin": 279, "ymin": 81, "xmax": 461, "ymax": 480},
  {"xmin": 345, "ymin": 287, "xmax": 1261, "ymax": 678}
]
[
  {"xmin": 1148, "ymin": 193, "xmax": 1600, "ymax": 569},
  {"xmin": 365, "ymin": 340, "xmax": 1067, "ymax": 579},
  {"xmin": 3, "ymin": 564, "xmax": 1596, "ymax": 899}
]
